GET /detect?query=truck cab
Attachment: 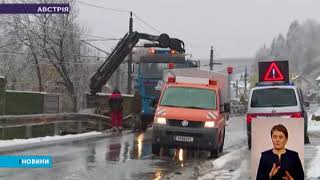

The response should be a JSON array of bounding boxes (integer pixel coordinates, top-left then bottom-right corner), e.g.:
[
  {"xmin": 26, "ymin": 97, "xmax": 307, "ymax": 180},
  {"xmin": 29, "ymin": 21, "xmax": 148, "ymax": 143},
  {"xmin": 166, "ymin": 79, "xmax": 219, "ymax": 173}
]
[
  {"xmin": 152, "ymin": 69, "xmax": 230, "ymax": 158},
  {"xmin": 135, "ymin": 49, "xmax": 198, "ymax": 130}
]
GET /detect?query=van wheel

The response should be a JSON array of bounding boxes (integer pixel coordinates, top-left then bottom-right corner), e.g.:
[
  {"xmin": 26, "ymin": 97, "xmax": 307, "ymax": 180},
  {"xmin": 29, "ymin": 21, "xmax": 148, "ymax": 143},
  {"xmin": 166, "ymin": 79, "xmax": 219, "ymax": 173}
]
[
  {"xmin": 152, "ymin": 143, "xmax": 161, "ymax": 155},
  {"xmin": 210, "ymin": 148, "xmax": 219, "ymax": 158},
  {"xmin": 141, "ymin": 121, "xmax": 148, "ymax": 131},
  {"xmin": 219, "ymin": 128, "xmax": 225, "ymax": 153}
]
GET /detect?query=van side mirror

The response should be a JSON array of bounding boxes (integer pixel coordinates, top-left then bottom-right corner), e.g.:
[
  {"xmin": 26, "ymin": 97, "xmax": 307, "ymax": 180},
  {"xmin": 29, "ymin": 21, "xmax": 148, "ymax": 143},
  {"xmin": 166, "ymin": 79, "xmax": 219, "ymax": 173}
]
[
  {"xmin": 220, "ymin": 103, "xmax": 230, "ymax": 113},
  {"xmin": 151, "ymin": 98, "xmax": 159, "ymax": 108},
  {"xmin": 224, "ymin": 103, "xmax": 230, "ymax": 113}
]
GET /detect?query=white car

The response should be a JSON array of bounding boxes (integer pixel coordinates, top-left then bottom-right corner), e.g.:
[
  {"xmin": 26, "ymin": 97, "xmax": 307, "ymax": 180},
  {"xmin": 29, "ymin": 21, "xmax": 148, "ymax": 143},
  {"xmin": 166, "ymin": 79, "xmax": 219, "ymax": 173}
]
[{"xmin": 246, "ymin": 84, "xmax": 310, "ymax": 149}]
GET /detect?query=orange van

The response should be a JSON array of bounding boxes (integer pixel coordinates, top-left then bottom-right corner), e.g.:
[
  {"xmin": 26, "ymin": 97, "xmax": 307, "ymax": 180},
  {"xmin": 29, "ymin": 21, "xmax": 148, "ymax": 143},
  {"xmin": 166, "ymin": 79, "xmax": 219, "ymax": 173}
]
[{"xmin": 152, "ymin": 69, "xmax": 230, "ymax": 158}]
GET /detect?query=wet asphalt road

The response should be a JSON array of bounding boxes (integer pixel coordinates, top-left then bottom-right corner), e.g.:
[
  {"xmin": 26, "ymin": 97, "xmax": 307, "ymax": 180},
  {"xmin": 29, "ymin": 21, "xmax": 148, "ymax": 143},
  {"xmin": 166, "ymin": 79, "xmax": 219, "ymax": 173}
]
[{"xmin": 0, "ymin": 116, "xmax": 246, "ymax": 180}]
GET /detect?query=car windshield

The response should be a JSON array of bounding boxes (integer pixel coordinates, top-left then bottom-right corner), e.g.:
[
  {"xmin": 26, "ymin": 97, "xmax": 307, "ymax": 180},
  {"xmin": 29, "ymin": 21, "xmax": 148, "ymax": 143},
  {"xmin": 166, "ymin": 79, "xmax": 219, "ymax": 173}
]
[
  {"xmin": 250, "ymin": 88, "xmax": 297, "ymax": 107},
  {"xmin": 160, "ymin": 87, "xmax": 216, "ymax": 110},
  {"xmin": 140, "ymin": 62, "xmax": 195, "ymax": 78}
]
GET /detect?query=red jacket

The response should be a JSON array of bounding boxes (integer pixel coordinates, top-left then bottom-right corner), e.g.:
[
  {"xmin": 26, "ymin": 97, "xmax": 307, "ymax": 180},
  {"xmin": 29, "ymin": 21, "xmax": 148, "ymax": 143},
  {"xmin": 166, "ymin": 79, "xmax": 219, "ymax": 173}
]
[{"xmin": 108, "ymin": 92, "xmax": 123, "ymax": 112}]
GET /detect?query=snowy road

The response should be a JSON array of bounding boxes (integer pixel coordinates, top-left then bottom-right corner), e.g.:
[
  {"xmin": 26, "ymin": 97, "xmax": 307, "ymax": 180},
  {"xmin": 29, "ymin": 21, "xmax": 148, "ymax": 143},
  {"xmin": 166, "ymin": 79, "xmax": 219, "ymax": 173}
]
[
  {"xmin": 0, "ymin": 115, "xmax": 247, "ymax": 180},
  {"xmin": 197, "ymin": 106, "xmax": 320, "ymax": 180}
]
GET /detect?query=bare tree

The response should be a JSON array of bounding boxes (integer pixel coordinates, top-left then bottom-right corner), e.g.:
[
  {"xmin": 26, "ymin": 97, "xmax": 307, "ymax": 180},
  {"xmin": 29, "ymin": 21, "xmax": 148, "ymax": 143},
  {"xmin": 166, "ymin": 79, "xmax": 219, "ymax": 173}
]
[{"xmin": 2, "ymin": 0, "xmax": 93, "ymax": 111}]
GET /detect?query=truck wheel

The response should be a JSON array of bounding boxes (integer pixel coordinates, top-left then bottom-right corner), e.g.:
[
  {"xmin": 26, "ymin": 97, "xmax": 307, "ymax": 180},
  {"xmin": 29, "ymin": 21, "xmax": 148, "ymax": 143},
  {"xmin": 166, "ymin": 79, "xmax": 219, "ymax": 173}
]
[
  {"xmin": 305, "ymin": 135, "xmax": 310, "ymax": 144},
  {"xmin": 210, "ymin": 148, "xmax": 219, "ymax": 158},
  {"xmin": 152, "ymin": 143, "xmax": 161, "ymax": 155},
  {"xmin": 219, "ymin": 128, "xmax": 225, "ymax": 153},
  {"xmin": 140, "ymin": 114, "xmax": 150, "ymax": 131}
]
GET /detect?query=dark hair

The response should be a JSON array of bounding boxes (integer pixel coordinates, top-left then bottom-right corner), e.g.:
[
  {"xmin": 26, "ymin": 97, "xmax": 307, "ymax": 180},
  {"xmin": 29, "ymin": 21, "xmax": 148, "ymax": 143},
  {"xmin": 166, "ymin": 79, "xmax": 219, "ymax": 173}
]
[
  {"xmin": 113, "ymin": 88, "xmax": 120, "ymax": 93},
  {"xmin": 271, "ymin": 124, "xmax": 288, "ymax": 139}
]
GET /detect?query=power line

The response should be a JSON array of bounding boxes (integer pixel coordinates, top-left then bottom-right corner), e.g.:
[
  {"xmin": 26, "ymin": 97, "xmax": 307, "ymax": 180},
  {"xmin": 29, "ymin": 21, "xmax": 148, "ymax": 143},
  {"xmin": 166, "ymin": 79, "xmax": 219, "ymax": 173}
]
[
  {"xmin": 0, "ymin": 51, "xmax": 106, "ymax": 59},
  {"xmin": 3, "ymin": 14, "xmax": 115, "ymax": 55},
  {"xmin": 76, "ymin": 1, "xmax": 161, "ymax": 34},
  {"xmin": 3, "ymin": 14, "xmax": 114, "ymax": 39},
  {"xmin": 77, "ymin": 0, "xmax": 130, "ymax": 13},
  {"xmin": 81, "ymin": 38, "xmax": 122, "ymax": 42},
  {"xmin": 132, "ymin": 13, "xmax": 161, "ymax": 34},
  {"xmin": 80, "ymin": 40, "xmax": 110, "ymax": 55}
]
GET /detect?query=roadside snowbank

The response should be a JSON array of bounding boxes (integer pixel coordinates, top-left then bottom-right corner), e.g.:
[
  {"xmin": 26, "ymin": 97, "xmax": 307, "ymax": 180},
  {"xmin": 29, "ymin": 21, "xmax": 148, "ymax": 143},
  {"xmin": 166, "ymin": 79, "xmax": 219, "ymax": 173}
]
[
  {"xmin": 0, "ymin": 132, "xmax": 103, "ymax": 153},
  {"xmin": 307, "ymin": 146, "xmax": 320, "ymax": 179}
]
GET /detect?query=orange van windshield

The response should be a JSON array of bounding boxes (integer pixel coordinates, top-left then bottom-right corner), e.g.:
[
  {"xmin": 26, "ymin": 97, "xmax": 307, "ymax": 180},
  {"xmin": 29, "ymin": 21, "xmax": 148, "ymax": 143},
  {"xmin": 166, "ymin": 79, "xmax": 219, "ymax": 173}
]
[{"xmin": 160, "ymin": 87, "xmax": 216, "ymax": 110}]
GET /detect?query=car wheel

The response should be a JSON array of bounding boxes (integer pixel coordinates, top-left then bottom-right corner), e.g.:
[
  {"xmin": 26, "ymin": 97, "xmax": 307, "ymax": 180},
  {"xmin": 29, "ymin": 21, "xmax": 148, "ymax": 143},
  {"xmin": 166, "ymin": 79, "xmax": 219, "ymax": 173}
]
[
  {"xmin": 305, "ymin": 135, "xmax": 310, "ymax": 144},
  {"xmin": 219, "ymin": 128, "xmax": 225, "ymax": 153},
  {"xmin": 152, "ymin": 143, "xmax": 161, "ymax": 155},
  {"xmin": 247, "ymin": 136, "xmax": 251, "ymax": 150},
  {"xmin": 210, "ymin": 148, "xmax": 219, "ymax": 158}
]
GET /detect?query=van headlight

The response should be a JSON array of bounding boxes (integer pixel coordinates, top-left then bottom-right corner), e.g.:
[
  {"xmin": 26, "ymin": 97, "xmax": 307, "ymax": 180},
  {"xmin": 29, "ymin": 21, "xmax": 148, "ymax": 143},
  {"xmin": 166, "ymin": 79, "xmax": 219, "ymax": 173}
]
[
  {"xmin": 204, "ymin": 121, "xmax": 215, "ymax": 128},
  {"xmin": 155, "ymin": 117, "xmax": 166, "ymax": 124}
]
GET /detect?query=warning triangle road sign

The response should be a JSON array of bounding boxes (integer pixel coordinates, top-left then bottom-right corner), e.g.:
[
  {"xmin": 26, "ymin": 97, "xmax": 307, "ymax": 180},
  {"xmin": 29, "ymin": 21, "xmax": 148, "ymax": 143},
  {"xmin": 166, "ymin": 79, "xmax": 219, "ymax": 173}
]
[{"xmin": 263, "ymin": 62, "xmax": 284, "ymax": 81}]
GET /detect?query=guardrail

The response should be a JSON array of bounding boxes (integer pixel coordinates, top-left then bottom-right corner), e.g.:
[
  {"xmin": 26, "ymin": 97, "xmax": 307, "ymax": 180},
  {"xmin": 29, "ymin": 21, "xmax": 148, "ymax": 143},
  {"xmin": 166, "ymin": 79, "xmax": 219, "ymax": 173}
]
[{"xmin": 0, "ymin": 113, "xmax": 134, "ymax": 140}]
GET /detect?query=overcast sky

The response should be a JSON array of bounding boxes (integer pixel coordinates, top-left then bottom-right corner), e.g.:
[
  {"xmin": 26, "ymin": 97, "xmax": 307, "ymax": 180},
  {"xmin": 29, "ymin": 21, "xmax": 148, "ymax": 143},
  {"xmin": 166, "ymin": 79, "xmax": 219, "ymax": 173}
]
[{"xmin": 78, "ymin": 0, "xmax": 320, "ymax": 59}]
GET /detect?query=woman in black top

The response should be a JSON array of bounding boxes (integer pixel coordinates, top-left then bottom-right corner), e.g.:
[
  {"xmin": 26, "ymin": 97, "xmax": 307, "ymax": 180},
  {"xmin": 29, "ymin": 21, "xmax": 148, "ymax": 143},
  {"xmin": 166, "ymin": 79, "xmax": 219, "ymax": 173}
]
[{"xmin": 256, "ymin": 124, "xmax": 304, "ymax": 180}]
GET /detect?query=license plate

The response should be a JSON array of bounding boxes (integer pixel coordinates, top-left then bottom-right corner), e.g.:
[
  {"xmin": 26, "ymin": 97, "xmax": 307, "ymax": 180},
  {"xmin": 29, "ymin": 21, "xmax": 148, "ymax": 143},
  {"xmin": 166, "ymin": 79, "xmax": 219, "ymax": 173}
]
[{"xmin": 174, "ymin": 136, "xmax": 194, "ymax": 142}]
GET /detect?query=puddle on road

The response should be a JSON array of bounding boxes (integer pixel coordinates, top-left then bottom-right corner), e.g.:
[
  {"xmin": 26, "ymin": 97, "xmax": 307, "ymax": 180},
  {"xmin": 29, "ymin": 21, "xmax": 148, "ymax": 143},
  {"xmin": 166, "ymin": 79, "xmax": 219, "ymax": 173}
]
[{"xmin": 101, "ymin": 131, "xmax": 211, "ymax": 180}]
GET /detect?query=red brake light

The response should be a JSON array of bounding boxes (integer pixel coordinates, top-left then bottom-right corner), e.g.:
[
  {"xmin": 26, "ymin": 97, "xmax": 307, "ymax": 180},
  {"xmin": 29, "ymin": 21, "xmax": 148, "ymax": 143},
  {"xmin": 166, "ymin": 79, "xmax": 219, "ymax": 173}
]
[
  {"xmin": 291, "ymin": 112, "xmax": 303, "ymax": 118},
  {"xmin": 247, "ymin": 114, "xmax": 257, "ymax": 123},
  {"xmin": 167, "ymin": 76, "xmax": 176, "ymax": 83},
  {"xmin": 168, "ymin": 63, "xmax": 174, "ymax": 69}
]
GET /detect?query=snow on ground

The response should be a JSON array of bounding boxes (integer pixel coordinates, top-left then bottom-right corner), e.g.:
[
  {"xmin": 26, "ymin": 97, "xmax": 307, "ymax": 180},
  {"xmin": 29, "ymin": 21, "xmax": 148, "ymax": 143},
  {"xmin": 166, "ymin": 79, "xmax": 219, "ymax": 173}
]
[
  {"xmin": 198, "ymin": 147, "xmax": 249, "ymax": 180},
  {"xmin": 314, "ymin": 109, "xmax": 320, "ymax": 116},
  {"xmin": 308, "ymin": 111, "xmax": 320, "ymax": 132},
  {"xmin": 307, "ymin": 146, "xmax": 320, "ymax": 179}
]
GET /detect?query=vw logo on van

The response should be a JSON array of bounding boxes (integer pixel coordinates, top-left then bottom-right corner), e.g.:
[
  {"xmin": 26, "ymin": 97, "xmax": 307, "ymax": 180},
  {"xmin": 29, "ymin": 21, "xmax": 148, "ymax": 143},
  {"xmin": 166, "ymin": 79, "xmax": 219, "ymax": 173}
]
[{"xmin": 182, "ymin": 120, "xmax": 189, "ymax": 127}]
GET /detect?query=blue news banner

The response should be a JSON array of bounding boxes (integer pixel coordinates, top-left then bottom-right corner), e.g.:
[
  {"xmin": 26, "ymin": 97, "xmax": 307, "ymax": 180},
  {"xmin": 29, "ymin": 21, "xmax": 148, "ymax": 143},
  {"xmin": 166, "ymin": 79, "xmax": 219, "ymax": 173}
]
[
  {"xmin": 0, "ymin": 156, "xmax": 52, "ymax": 168},
  {"xmin": 0, "ymin": 4, "xmax": 69, "ymax": 14}
]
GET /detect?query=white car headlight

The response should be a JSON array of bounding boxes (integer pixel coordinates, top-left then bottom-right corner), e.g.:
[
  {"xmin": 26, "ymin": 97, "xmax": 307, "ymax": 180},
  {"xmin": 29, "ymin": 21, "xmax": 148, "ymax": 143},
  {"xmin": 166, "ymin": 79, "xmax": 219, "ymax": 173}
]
[
  {"xmin": 204, "ymin": 121, "xmax": 215, "ymax": 128},
  {"xmin": 155, "ymin": 117, "xmax": 166, "ymax": 124}
]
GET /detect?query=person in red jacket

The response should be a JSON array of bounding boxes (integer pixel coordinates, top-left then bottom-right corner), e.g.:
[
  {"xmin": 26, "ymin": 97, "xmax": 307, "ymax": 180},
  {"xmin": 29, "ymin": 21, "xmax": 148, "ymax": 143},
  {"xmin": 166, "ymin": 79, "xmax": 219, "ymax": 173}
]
[{"xmin": 109, "ymin": 88, "xmax": 123, "ymax": 132}]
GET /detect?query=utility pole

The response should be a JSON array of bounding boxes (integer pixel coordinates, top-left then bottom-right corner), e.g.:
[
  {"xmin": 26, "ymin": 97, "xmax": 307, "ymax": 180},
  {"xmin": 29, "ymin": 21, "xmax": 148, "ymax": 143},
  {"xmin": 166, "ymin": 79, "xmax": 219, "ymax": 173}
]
[
  {"xmin": 127, "ymin": 11, "xmax": 133, "ymax": 94},
  {"xmin": 244, "ymin": 67, "xmax": 247, "ymax": 95},
  {"xmin": 210, "ymin": 46, "xmax": 213, "ymax": 71},
  {"xmin": 236, "ymin": 79, "xmax": 239, "ymax": 98},
  {"xmin": 208, "ymin": 46, "xmax": 221, "ymax": 70}
]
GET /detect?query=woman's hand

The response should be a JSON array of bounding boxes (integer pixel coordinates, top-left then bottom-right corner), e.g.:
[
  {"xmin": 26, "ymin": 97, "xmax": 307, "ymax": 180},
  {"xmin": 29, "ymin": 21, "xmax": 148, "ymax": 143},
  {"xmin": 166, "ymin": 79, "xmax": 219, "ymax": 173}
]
[
  {"xmin": 282, "ymin": 171, "xmax": 294, "ymax": 180},
  {"xmin": 269, "ymin": 163, "xmax": 281, "ymax": 178}
]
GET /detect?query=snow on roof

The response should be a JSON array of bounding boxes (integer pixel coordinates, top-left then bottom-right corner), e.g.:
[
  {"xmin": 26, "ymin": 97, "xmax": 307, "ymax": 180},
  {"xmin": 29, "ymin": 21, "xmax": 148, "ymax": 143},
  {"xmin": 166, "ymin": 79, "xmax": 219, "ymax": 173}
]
[
  {"xmin": 316, "ymin": 75, "xmax": 320, "ymax": 81},
  {"xmin": 0, "ymin": 76, "xmax": 5, "ymax": 79}
]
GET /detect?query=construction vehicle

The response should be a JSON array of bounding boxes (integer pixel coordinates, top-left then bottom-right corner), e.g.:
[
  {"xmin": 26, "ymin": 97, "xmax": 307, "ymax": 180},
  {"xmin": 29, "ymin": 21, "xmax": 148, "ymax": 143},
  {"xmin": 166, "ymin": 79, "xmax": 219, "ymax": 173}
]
[
  {"xmin": 135, "ymin": 48, "xmax": 198, "ymax": 130},
  {"xmin": 152, "ymin": 68, "xmax": 230, "ymax": 158},
  {"xmin": 89, "ymin": 32, "xmax": 186, "ymax": 95}
]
